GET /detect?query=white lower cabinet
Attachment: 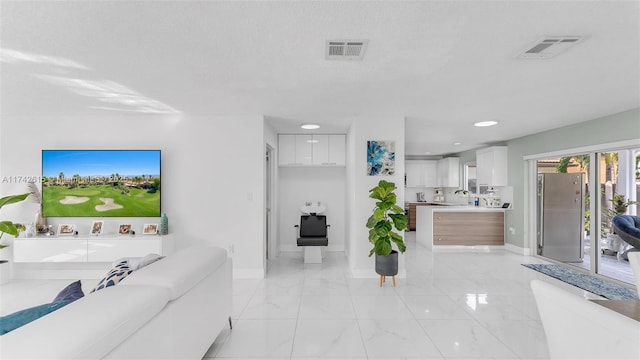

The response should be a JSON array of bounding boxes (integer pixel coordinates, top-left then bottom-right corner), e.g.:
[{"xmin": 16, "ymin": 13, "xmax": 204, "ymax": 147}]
[
  {"xmin": 87, "ymin": 239, "xmax": 163, "ymax": 261},
  {"xmin": 13, "ymin": 239, "xmax": 88, "ymax": 262},
  {"xmin": 13, "ymin": 235, "xmax": 172, "ymax": 263}
]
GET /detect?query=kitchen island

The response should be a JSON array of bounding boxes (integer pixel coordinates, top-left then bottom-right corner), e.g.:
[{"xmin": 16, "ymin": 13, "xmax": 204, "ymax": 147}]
[{"xmin": 416, "ymin": 205, "xmax": 507, "ymax": 249}]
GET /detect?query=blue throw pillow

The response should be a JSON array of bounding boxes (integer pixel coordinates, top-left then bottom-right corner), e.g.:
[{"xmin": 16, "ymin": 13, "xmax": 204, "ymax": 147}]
[
  {"xmin": 0, "ymin": 301, "xmax": 69, "ymax": 335},
  {"xmin": 52, "ymin": 280, "xmax": 84, "ymax": 303},
  {"xmin": 91, "ymin": 260, "xmax": 133, "ymax": 293}
]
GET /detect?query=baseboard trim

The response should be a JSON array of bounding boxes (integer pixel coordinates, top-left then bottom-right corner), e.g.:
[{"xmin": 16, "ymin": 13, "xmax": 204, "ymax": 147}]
[
  {"xmin": 505, "ymin": 243, "xmax": 531, "ymax": 255},
  {"xmin": 233, "ymin": 268, "xmax": 265, "ymax": 279}
]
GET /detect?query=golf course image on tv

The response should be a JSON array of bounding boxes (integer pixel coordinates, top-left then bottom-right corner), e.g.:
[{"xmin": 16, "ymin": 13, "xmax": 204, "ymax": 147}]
[{"xmin": 42, "ymin": 150, "xmax": 161, "ymax": 217}]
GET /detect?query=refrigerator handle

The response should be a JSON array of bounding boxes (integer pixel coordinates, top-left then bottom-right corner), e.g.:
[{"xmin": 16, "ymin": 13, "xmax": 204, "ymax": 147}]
[{"xmin": 538, "ymin": 175, "xmax": 544, "ymax": 248}]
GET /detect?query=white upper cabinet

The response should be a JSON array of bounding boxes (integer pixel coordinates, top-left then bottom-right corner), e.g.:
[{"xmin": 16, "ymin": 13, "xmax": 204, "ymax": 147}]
[
  {"xmin": 436, "ymin": 157, "xmax": 460, "ymax": 187},
  {"xmin": 295, "ymin": 135, "xmax": 313, "ymax": 165},
  {"xmin": 312, "ymin": 134, "xmax": 329, "ymax": 165},
  {"xmin": 327, "ymin": 135, "xmax": 346, "ymax": 166},
  {"xmin": 278, "ymin": 134, "xmax": 345, "ymax": 167},
  {"xmin": 476, "ymin": 146, "xmax": 508, "ymax": 186},
  {"xmin": 278, "ymin": 134, "xmax": 297, "ymax": 165},
  {"xmin": 405, "ymin": 161, "xmax": 437, "ymax": 187}
]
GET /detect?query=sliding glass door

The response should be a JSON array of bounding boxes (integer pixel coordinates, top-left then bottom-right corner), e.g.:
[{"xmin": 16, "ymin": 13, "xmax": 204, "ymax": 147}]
[
  {"xmin": 533, "ymin": 146, "xmax": 639, "ymax": 284},
  {"xmin": 597, "ymin": 149, "xmax": 639, "ymax": 283}
]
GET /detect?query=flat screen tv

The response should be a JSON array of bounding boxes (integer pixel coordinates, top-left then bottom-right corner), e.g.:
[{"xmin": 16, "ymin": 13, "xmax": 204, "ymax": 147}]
[{"xmin": 42, "ymin": 150, "xmax": 161, "ymax": 217}]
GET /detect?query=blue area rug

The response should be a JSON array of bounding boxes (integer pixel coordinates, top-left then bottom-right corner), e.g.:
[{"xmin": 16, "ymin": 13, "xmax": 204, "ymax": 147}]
[{"xmin": 522, "ymin": 263, "xmax": 639, "ymax": 300}]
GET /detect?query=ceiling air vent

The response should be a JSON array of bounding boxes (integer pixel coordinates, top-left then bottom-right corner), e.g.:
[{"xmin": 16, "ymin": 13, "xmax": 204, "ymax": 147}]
[
  {"xmin": 326, "ymin": 40, "xmax": 368, "ymax": 61},
  {"xmin": 516, "ymin": 36, "xmax": 585, "ymax": 59}
]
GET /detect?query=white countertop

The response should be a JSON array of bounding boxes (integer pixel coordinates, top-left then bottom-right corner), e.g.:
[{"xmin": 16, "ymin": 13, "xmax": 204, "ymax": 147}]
[{"xmin": 417, "ymin": 205, "xmax": 509, "ymax": 211}]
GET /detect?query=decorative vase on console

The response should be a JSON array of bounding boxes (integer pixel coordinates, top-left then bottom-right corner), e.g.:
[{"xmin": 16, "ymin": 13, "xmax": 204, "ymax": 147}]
[
  {"xmin": 160, "ymin": 213, "xmax": 169, "ymax": 235},
  {"xmin": 34, "ymin": 207, "xmax": 46, "ymax": 232},
  {"xmin": 26, "ymin": 182, "xmax": 47, "ymax": 234}
]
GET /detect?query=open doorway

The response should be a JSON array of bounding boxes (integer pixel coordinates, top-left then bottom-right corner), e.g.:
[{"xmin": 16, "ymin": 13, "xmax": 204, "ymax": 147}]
[{"xmin": 265, "ymin": 144, "xmax": 277, "ymax": 274}]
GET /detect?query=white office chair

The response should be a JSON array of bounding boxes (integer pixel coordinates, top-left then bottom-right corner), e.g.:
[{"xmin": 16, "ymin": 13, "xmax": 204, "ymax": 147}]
[
  {"xmin": 628, "ymin": 252, "xmax": 640, "ymax": 298},
  {"xmin": 531, "ymin": 279, "xmax": 640, "ymax": 359}
]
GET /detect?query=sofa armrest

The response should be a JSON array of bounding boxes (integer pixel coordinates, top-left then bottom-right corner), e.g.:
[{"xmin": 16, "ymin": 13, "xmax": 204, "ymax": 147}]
[{"xmin": 0, "ymin": 285, "xmax": 170, "ymax": 360}]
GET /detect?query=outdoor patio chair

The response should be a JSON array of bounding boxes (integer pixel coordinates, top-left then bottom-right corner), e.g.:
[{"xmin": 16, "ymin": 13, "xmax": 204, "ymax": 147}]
[{"xmin": 612, "ymin": 215, "xmax": 640, "ymax": 260}]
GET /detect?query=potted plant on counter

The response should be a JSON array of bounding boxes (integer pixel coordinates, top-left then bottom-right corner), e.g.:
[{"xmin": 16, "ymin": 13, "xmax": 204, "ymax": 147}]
[
  {"xmin": 0, "ymin": 193, "xmax": 29, "ymax": 284},
  {"xmin": 366, "ymin": 180, "xmax": 408, "ymax": 287}
]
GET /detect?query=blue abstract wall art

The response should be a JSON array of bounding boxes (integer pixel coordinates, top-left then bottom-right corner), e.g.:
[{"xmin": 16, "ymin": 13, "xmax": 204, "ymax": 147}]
[{"xmin": 367, "ymin": 140, "xmax": 395, "ymax": 176}]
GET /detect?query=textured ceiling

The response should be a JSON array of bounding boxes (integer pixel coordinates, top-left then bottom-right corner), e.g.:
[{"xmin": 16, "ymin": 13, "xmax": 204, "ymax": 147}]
[{"xmin": 1, "ymin": 1, "xmax": 638, "ymax": 156}]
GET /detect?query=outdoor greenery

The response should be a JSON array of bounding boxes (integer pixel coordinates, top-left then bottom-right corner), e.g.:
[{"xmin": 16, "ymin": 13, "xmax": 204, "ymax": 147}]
[
  {"xmin": 366, "ymin": 180, "xmax": 408, "ymax": 257},
  {"xmin": 554, "ymin": 153, "xmax": 639, "ymax": 235}
]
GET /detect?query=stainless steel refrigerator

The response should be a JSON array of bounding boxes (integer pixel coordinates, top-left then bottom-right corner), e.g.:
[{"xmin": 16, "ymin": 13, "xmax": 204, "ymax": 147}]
[{"xmin": 537, "ymin": 173, "xmax": 585, "ymax": 262}]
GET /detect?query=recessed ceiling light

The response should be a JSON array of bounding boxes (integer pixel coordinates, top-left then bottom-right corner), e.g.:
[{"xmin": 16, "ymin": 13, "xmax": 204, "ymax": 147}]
[
  {"xmin": 424, "ymin": 151, "xmax": 432, "ymax": 155},
  {"xmin": 301, "ymin": 124, "xmax": 320, "ymax": 130},
  {"xmin": 474, "ymin": 120, "xmax": 499, "ymax": 127},
  {"xmin": 453, "ymin": 142, "xmax": 462, "ymax": 146}
]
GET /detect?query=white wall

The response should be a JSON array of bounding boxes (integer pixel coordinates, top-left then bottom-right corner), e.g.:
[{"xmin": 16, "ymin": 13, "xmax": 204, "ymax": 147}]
[
  {"xmin": 278, "ymin": 167, "xmax": 346, "ymax": 252},
  {"xmin": 347, "ymin": 116, "xmax": 405, "ymax": 278},
  {"xmin": 0, "ymin": 113, "xmax": 266, "ymax": 278}
]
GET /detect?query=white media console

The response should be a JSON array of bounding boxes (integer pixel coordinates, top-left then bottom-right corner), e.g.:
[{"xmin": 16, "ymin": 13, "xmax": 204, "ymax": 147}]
[
  {"xmin": 13, "ymin": 235, "xmax": 173, "ymax": 263},
  {"xmin": 10, "ymin": 235, "xmax": 174, "ymax": 279}
]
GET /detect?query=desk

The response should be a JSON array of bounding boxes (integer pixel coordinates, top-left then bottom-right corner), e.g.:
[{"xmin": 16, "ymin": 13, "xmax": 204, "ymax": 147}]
[{"xmin": 590, "ymin": 300, "xmax": 640, "ymax": 322}]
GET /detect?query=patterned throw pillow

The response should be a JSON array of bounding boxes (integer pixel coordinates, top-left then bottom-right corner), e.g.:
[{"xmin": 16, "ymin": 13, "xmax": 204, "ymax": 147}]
[{"xmin": 91, "ymin": 260, "xmax": 133, "ymax": 293}]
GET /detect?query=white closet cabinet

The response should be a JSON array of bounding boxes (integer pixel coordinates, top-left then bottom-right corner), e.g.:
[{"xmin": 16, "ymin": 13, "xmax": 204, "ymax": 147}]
[
  {"xmin": 278, "ymin": 134, "xmax": 345, "ymax": 167},
  {"xmin": 327, "ymin": 135, "xmax": 346, "ymax": 166}
]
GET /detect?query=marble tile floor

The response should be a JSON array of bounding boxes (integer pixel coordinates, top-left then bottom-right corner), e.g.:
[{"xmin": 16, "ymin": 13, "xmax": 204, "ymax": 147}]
[
  {"xmin": 204, "ymin": 233, "xmax": 608, "ymax": 360},
  {"xmin": 0, "ymin": 232, "xmax": 610, "ymax": 360}
]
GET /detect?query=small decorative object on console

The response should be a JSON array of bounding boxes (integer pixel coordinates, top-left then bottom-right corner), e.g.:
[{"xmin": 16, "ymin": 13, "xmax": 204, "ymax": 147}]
[
  {"xmin": 57, "ymin": 224, "xmax": 76, "ymax": 236},
  {"xmin": 160, "ymin": 213, "xmax": 168, "ymax": 235},
  {"xmin": 90, "ymin": 221, "xmax": 104, "ymax": 236},
  {"xmin": 118, "ymin": 224, "xmax": 132, "ymax": 235},
  {"xmin": 143, "ymin": 223, "xmax": 158, "ymax": 235}
]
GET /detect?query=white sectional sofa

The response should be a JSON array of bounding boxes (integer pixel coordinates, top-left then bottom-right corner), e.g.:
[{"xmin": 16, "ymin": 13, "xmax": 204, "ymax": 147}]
[
  {"xmin": 531, "ymin": 279, "xmax": 640, "ymax": 359},
  {"xmin": 1, "ymin": 245, "xmax": 232, "ymax": 359}
]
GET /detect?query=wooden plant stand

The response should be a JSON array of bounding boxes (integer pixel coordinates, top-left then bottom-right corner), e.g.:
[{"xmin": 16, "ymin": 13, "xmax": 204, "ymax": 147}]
[{"xmin": 379, "ymin": 275, "xmax": 396, "ymax": 287}]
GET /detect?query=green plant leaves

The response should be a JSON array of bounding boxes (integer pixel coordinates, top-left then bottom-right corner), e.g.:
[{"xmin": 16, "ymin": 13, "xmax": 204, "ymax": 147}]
[
  {"xmin": 389, "ymin": 213, "xmax": 408, "ymax": 231},
  {"xmin": 374, "ymin": 237, "xmax": 393, "ymax": 256},
  {"xmin": 0, "ymin": 193, "xmax": 29, "ymax": 239},
  {"xmin": 366, "ymin": 180, "xmax": 408, "ymax": 257},
  {"xmin": 389, "ymin": 231, "xmax": 407, "ymax": 253},
  {"xmin": 0, "ymin": 221, "xmax": 20, "ymax": 237},
  {"xmin": 0, "ymin": 193, "xmax": 29, "ymax": 210}
]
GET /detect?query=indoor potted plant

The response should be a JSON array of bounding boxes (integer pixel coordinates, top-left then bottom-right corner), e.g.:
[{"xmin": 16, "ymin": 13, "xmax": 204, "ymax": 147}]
[
  {"xmin": 0, "ymin": 193, "xmax": 29, "ymax": 284},
  {"xmin": 366, "ymin": 180, "xmax": 408, "ymax": 287}
]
